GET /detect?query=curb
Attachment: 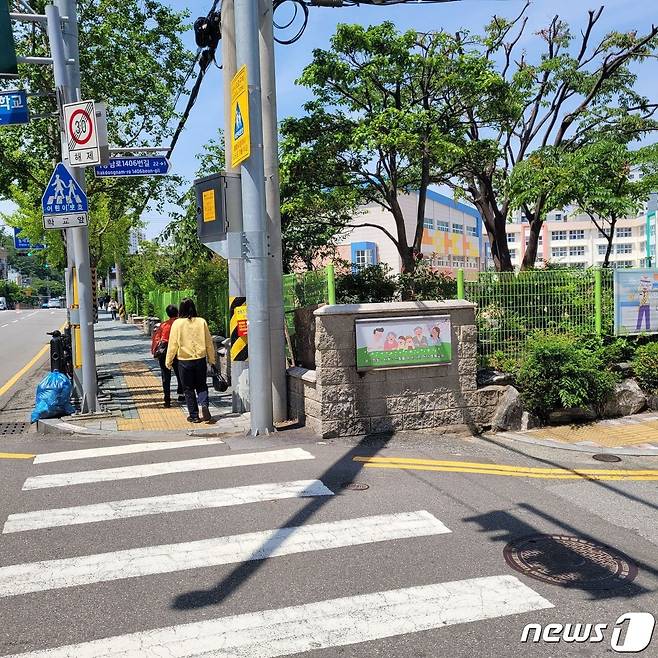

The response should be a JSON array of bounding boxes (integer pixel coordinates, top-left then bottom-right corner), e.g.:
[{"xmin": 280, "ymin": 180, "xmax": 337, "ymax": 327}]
[
  {"xmin": 36, "ymin": 418, "xmax": 105, "ymax": 436},
  {"xmin": 492, "ymin": 431, "xmax": 658, "ymax": 457}
]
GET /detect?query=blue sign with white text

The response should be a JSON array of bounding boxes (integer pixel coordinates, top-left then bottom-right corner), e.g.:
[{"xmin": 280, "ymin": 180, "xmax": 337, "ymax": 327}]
[
  {"xmin": 42, "ymin": 163, "xmax": 88, "ymax": 215},
  {"xmin": 13, "ymin": 227, "xmax": 44, "ymax": 251},
  {"xmin": 0, "ymin": 90, "xmax": 29, "ymax": 126},
  {"xmin": 94, "ymin": 156, "xmax": 170, "ymax": 178}
]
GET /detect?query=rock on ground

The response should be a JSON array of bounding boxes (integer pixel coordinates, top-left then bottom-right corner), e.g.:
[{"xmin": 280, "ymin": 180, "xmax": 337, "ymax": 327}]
[{"xmin": 603, "ymin": 379, "xmax": 646, "ymax": 418}]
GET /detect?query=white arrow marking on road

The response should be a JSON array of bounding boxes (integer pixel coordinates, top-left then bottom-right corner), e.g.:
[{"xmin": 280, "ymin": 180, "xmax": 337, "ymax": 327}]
[
  {"xmin": 0, "ymin": 511, "xmax": 450, "ymax": 597},
  {"xmin": 22, "ymin": 448, "xmax": 314, "ymax": 489},
  {"xmin": 0, "ymin": 575, "xmax": 553, "ymax": 657},
  {"xmin": 33, "ymin": 438, "xmax": 225, "ymax": 464},
  {"xmin": 3, "ymin": 480, "xmax": 333, "ymax": 533}
]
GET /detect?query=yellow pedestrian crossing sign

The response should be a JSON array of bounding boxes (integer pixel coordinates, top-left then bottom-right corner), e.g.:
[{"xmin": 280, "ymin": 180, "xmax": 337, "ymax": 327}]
[{"xmin": 231, "ymin": 65, "xmax": 250, "ymax": 168}]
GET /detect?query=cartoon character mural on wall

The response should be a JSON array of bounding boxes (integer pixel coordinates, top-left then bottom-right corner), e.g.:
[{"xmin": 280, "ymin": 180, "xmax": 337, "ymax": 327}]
[{"xmin": 614, "ymin": 269, "xmax": 658, "ymax": 335}]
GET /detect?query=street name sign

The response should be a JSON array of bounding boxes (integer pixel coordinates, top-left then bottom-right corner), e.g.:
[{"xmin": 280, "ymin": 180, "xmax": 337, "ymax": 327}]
[
  {"xmin": 41, "ymin": 162, "xmax": 88, "ymax": 231},
  {"xmin": 63, "ymin": 100, "xmax": 100, "ymax": 166},
  {"xmin": 230, "ymin": 65, "xmax": 250, "ymax": 168},
  {"xmin": 0, "ymin": 89, "xmax": 29, "ymax": 125},
  {"xmin": 94, "ymin": 156, "xmax": 170, "ymax": 178},
  {"xmin": 13, "ymin": 227, "xmax": 44, "ymax": 251}
]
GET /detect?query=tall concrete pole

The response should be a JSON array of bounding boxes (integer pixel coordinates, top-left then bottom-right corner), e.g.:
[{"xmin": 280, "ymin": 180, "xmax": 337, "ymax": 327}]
[
  {"xmin": 222, "ymin": 0, "xmax": 248, "ymax": 413},
  {"xmin": 53, "ymin": 0, "xmax": 98, "ymax": 412},
  {"xmin": 259, "ymin": 0, "xmax": 287, "ymax": 423},
  {"xmin": 234, "ymin": 0, "xmax": 274, "ymax": 434}
]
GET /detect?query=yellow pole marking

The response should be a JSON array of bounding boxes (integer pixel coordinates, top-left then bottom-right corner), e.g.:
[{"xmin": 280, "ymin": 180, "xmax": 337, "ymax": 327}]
[
  {"xmin": 0, "ymin": 322, "xmax": 67, "ymax": 398},
  {"xmin": 0, "ymin": 452, "xmax": 35, "ymax": 460},
  {"xmin": 353, "ymin": 456, "xmax": 658, "ymax": 481}
]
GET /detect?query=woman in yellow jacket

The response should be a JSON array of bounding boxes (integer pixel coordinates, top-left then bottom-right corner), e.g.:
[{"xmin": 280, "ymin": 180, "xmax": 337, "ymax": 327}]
[{"xmin": 165, "ymin": 298, "xmax": 216, "ymax": 423}]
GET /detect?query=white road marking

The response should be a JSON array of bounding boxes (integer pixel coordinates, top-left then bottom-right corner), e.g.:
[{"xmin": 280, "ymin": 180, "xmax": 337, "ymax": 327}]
[
  {"xmin": 33, "ymin": 438, "xmax": 225, "ymax": 464},
  {"xmin": 22, "ymin": 448, "xmax": 314, "ymax": 490},
  {"xmin": 11, "ymin": 320, "xmax": 18, "ymax": 323},
  {"xmin": 0, "ymin": 324, "xmax": 8, "ymax": 328},
  {"xmin": 0, "ymin": 511, "xmax": 450, "ymax": 597},
  {"xmin": 1, "ymin": 575, "xmax": 553, "ymax": 657},
  {"xmin": 3, "ymin": 480, "xmax": 333, "ymax": 533}
]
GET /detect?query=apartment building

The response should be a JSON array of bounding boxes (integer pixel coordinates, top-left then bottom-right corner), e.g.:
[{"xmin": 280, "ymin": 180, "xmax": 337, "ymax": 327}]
[
  {"xmin": 336, "ymin": 190, "xmax": 484, "ymax": 275},
  {"xmin": 504, "ymin": 195, "xmax": 658, "ymax": 269}
]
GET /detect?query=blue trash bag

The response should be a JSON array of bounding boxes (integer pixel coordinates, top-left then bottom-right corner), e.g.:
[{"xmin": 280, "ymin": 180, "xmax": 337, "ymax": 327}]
[{"xmin": 30, "ymin": 371, "xmax": 76, "ymax": 423}]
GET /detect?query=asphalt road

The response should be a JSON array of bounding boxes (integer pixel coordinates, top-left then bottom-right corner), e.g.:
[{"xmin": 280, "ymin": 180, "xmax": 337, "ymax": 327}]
[
  {"xmin": 0, "ymin": 309, "xmax": 67, "ymax": 413},
  {"xmin": 0, "ymin": 429, "xmax": 656, "ymax": 657}
]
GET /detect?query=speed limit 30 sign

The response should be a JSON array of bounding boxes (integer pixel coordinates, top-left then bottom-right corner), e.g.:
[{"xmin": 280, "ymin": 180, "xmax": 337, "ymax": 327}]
[{"xmin": 63, "ymin": 100, "xmax": 100, "ymax": 166}]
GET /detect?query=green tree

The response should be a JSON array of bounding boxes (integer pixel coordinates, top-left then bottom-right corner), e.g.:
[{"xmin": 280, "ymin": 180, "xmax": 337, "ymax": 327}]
[
  {"xmin": 510, "ymin": 140, "xmax": 658, "ymax": 267},
  {"xmin": 281, "ymin": 22, "xmax": 490, "ymax": 281},
  {"xmin": 447, "ymin": 3, "xmax": 658, "ymax": 270},
  {"xmin": 0, "ymin": 0, "xmax": 193, "ymax": 268}
]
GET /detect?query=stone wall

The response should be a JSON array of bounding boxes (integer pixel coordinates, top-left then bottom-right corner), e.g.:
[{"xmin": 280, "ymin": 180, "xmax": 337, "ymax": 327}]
[{"xmin": 287, "ymin": 301, "xmax": 504, "ymax": 438}]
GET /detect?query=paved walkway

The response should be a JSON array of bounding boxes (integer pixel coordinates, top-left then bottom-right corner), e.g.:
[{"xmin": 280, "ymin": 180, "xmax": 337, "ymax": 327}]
[
  {"xmin": 498, "ymin": 412, "xmax": 658, "ymax": 456},
  {"xmin": 77, "ymin": 312, "xmax": 249, "ymax": 434}
]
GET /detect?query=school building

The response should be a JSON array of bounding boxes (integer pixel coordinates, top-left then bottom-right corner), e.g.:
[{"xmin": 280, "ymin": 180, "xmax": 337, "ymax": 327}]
[{"xmin": 336, "ymin": 190, "xmax": 485, "ymax": 276}]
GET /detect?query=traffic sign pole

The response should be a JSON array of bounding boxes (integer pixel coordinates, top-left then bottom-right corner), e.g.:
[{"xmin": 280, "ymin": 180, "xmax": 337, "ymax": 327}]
[
  {"xmin": 47, "ymin": 1, "xmax": 98, "ymax": 413},
  {"xmin": 235, "ymin": 0, "xmax": 274, "ymax": 435},
  {"xmin": 221, "ymin": 0, "xmax": 248, "ymax": 415}
]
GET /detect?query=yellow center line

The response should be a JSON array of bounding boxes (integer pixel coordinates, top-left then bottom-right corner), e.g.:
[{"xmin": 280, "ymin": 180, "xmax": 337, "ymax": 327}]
[
  {"xmin": 353, "ymin": 456, "xmax": 658, "ymax": 481},
  {"xmin": 0, "ymin": 453, "xmax": 35, "ymax": 460},
  {"xmin": 0, "ymin": 322, "xmax": 67, "ymax": 399}
]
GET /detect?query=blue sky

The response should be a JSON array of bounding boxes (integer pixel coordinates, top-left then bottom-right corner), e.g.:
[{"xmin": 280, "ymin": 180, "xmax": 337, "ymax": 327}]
[{"xmin": 3, "ymin": 0, "xmax": 658, "ymax": 239}]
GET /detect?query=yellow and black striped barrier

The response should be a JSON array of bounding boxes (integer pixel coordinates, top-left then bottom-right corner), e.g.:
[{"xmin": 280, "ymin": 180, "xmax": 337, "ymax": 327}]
[{"xmin": 229, "ymin": 296, "xmax": 248, "ymax": 362}]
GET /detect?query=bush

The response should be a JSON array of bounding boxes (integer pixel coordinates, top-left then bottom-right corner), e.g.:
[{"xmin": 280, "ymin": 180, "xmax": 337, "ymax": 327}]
[
  {"xmin": 398, "ymin": 259, "xmax": 457, "ymax": 301},
  {"xmin": 335, "ymin": 262, "xmax": 398, "ymax": 304},
  {"xmin": 632, "ymin": 343, "xmax": 658, "ymax": 393},
  {"xmin": 516, "ymin": 332, "xmax": 618, "ymax": 421}
]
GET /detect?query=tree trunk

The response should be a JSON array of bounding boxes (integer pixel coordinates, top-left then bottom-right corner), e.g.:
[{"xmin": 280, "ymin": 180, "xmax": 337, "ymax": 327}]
[
  {"xmin": 603, "ymin": 235, "xmax": 613, "ymax": 267},
  {"xmin": 521, "ymin": 218, "xmax": 542, "ymax": 270},
  {"xmin": 476, "ymin": 203, "xmax": 513, "ymax": 272}
]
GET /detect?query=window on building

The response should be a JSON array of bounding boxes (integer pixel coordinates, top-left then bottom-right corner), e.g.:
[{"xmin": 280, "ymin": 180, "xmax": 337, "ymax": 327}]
[
  {"xmin": 507, "ymin": 233, "xmax": 516, "ymax": 243},
  {"xmin": 598, "ymin": 245, "xmax": 608, "ymax": 256},
  {"xmin": 451, "ymin": 224, "xmax": 463, "ymax": 234},
  {"xmin": 434, "ymin": 256, "xmax": 449, "ymax": 267},
  {"xmin": 423, "ymin": 217, "xmax": 434, "ymax": 229},
  {"xmin": 555, "ymin": 213, "xmax": 562, "ymax": 221},
  {"xmin": 616, "ymin": 227, "xmax": 632, "ymax": 238},
  {"xmin": 616, "ymin": 243, "xmax": 633, "ymax": 255},
  {"xmin": 552, "ymin": 247, "xmax": 567, "ymax": 258},
  {"xmin": 552, "ymin": 230, "xmax": 567, "ymax": 241},
  {"xmin": 640, "ymin": 241, "xmax": 646, "ymax": 252},
  {"xmin": 452, "ymin": 255, "xmax": 465, "ymax": 264},
  {"xmin": 436, "ymin": 221, "xmax": 449, "ymax": 233},
  {"xmin": 569, "ymin": 246, "xmax": 585, "ymax": 257},
  {"xmin": 466, "ymin": 225, "xmax": 478, "ymax": 237},
  {"xmin": 572, "ymin": 262, "xmax": 587, "ymax": 269},
  {"xmin": 509, "ymin": 249, "xmax": 518, "ymax": 259},
  {"xmin": 614, "ymin": 260, "xmax": 634, "ymax": 269},
  {"xmin": 639, "ymin": 225, "xmax": 646, "ymax": 236},
  {"xmin": 466, "ymin": 258, "xmax": 479, "ymax": 269},
  {"xmin": 569, "ymin": 229, "xmax": 585, "ymax": 240},
  {"xmin": 354, "ymin": 250, "xmax": 370, "ymax": 266}
]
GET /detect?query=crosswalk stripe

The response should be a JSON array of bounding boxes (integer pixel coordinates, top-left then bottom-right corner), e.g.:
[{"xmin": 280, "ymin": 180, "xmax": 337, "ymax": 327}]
[
  {"xmin": 0, "ymin": 511, "xmax": 450, "ymax": 598},
  {"xmin": 22, "ymin": 448, "xmax": 314, "ymax": 490},
  {"xmin": 1, "ymin": 575, "xmax": 553, "ymax": 657},
  {"xmin": 3, "ymin": 480, "xmax": 334, "ymax": 534},
  {"xmin": 33, "ymin": 439, "xmax": 225, "ymax": 464}
]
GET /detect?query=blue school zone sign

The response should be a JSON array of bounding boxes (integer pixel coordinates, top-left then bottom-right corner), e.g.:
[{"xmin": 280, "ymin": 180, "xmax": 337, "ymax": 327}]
[
  {"xmin": 13, "ymin": 227, "xmax": 44, "ymax": 251},
  {"xmin": 41, "ymin": 163, "xmax": 88, "ymax": 215}
]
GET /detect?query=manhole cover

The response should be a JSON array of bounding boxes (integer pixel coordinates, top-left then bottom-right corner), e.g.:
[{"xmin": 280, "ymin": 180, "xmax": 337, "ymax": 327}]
[
  {"xmin": 592, "ymin": 453, "xmax": 622, "ymax": 463},
  {"xmin": 504, "ymin": 534, "xmax": 637, "ymax": 590},
  {"xmin": 0, "ymin": 422, "xmax": 30, "ymax": 436},
  {"xmin": 341, "ymin": 482, "xmax": 369, "ymax": 491}
]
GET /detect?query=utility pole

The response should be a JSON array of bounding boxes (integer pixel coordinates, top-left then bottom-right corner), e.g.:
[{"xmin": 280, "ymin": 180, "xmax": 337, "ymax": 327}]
[
  {"xmin": 222, "ymin": 0, "xmax": 248, "ymax": 414},
  {"xmin": 234, "ymin": 0, "xmax": 274, "ymax": 434},
  {"xmin": 259, "ymin": 0, "xmax": 287, "ymax": 423},
  {"xmin": 48, "ymin": 0, "xmax": 98, "ymax": 412}
]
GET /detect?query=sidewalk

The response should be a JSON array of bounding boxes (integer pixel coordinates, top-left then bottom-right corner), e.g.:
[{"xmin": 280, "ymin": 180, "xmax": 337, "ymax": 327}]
[
  {"xmin": 68, "ymin": 311, "xmax": 249, "ymax": 434},
  {"xmin": 497, "ymin": 412, "xmax": 658, "ymax": 456}
]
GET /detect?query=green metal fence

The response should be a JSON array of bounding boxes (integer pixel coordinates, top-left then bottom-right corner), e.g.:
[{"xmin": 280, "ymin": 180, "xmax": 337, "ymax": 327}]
[
  {"xmin": 282, "ymin": 264, "xmax": 336, "ymax": 335},
  {"xmin": 143, "ymin": 265, "xmax": 336, "ymax": 340},
  {"xmin": 461, "ymin": 268, "xmax": 614, "ymax": 361}
]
